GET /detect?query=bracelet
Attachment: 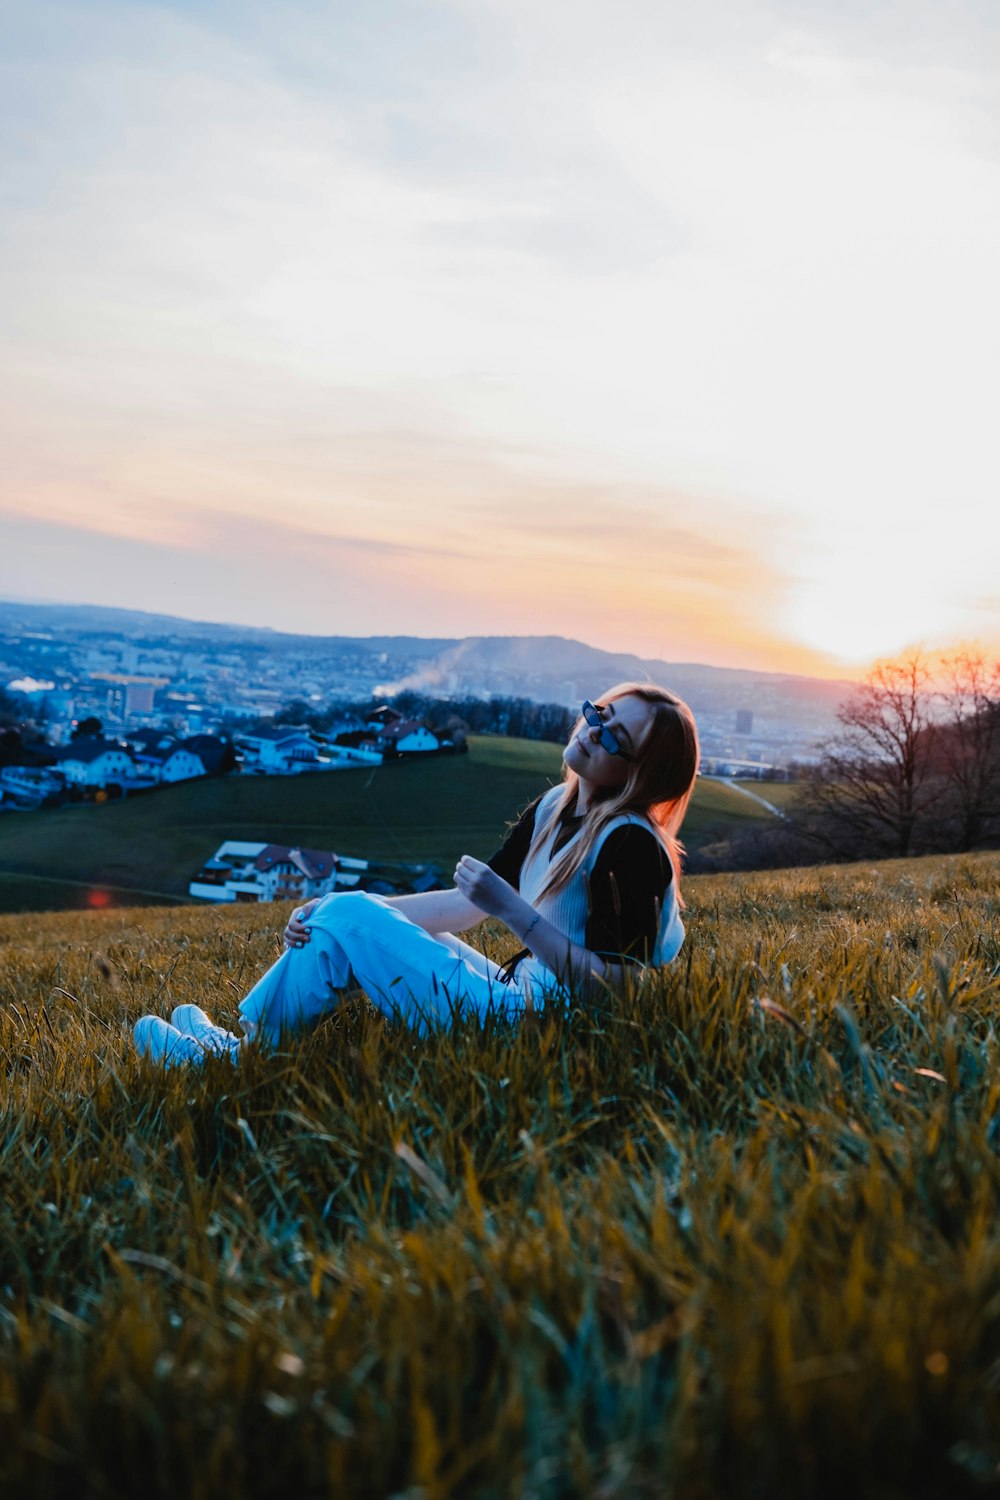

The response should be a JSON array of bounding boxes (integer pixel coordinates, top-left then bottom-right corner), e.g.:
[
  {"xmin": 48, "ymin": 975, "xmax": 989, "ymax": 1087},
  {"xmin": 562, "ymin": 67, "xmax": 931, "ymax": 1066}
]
[{"xmin": 522, "ymin": 912, "xmax": 541, "ymax": 944}]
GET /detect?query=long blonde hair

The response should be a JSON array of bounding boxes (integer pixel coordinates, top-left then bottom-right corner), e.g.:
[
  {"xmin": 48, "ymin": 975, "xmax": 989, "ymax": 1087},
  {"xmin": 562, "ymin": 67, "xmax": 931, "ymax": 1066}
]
[{"xmin": 532, "ymin": 682, "xmax": 700, "ymax": 906}]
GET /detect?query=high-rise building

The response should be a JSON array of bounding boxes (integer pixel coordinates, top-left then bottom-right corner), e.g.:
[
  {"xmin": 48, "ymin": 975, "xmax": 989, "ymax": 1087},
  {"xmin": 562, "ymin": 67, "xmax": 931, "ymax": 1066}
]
[
  {"xmin": 125, "ymin": 681, "xmax": 156, "ymax": 716},
  {"xmin": 735, "ymin": 709, "xmax": 753, "ymax": 736}
]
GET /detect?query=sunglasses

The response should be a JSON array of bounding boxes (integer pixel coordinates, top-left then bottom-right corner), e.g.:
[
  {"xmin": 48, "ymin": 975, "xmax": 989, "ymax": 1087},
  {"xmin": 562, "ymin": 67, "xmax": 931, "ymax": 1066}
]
[{"xmin": 581, "ymin": 701, "xmax": 633, "ymax": 760}]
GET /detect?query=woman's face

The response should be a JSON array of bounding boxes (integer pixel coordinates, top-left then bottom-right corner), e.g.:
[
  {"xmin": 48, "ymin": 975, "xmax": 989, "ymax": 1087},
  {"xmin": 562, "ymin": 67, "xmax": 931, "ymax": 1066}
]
[{"xmin": 563, "ymin": 693, "xmax": 654, "ymax": 791}]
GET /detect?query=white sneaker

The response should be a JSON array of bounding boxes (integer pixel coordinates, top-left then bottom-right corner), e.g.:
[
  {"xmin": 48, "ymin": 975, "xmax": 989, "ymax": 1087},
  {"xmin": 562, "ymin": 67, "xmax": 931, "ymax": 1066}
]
[
  {"xmin": 133, "ymin": 1016, "xmax": 208, "ymax": 1066},
  {"xmin": 171, "ymin": 1004, "xmax": 243, "ymax": 1059}
]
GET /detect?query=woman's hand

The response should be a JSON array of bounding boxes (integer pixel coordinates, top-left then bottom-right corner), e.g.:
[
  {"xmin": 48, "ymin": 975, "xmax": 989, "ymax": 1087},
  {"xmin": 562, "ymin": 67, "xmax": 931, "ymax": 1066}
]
[
  {"xmin": 283, "ymin": 897, "xmax": 322, "ymax": 949},
  {"xmin": 453, "ymin": 856, "xmax": 518, "ymax": 923}
]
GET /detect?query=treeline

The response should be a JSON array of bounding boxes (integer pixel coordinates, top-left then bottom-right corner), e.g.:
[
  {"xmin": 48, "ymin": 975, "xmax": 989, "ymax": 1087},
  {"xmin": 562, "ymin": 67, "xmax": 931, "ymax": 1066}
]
[
  {"xmin": 275, "ymin": 693, "xmax": 577, "ymax": 745},
  {"xmin": 0, "ymin": 687, "xmax": 52, "ymax": 767},
  {"xmin": 695, "ymin": 648, "xmax": 1000, "ymax": 872}
]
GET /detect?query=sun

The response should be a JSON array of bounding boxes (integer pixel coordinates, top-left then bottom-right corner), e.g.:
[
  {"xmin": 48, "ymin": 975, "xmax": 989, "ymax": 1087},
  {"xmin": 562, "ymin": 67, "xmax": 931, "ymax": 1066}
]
[
  {"xmin": 780, "ymin": 532, "xmax": 973, "ymax": 669},
  {"xmin": 783, "ymin": 585, "xmax": 926, "ymax": 666}
]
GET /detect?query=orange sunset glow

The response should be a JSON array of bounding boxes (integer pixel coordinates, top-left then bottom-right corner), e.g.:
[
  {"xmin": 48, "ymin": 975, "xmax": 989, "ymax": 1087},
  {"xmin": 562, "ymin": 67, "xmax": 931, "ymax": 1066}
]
[{"xmin": 1, "ymin": 0, "xmax": 998, "ymax": 676}]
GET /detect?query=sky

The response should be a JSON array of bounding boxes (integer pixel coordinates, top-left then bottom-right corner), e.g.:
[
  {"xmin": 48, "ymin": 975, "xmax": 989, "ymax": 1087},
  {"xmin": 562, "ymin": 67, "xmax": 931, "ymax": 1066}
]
[{"xmin": 1, "ymin": 0, "xmax": 998, "ymax": 677}]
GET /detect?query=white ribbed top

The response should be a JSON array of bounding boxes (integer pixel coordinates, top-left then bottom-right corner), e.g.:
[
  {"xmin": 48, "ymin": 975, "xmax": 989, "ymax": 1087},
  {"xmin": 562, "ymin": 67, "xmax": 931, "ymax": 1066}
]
[{"xmin": 516, "ymin": 785, "xmax": 684, "ymax": 991}]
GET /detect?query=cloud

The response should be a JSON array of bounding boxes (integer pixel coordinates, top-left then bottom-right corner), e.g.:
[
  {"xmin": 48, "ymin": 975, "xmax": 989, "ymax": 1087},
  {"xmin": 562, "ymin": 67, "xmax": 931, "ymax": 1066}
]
[
  {"xmin": 0, "ymin": 509, "xmax": 467, "ymax": 631},
  {"xmin": 0, "ymin": 473, "xmax": 809, "ymax": 670}
]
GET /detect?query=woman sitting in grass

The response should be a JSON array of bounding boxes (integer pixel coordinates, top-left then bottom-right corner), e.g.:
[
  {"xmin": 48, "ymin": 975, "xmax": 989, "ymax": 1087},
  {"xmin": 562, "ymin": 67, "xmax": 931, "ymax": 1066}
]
[{"xmin": 134, "ymin": 683, "xmax": 700, "ymax": 1062}]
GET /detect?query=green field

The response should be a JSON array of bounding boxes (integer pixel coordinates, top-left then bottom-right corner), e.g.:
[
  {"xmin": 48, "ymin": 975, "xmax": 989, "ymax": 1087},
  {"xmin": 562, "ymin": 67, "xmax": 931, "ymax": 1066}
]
[
  {"xmin": 0, "ymin": 737, "xmax": 768, "ymax": 913},
  {"xmin": 0, "ymin": 872, "xmax": 185, "ymax": 912},
  {"xmin": 2, "ymin": 852, "xmax": 1000, "ymax": 1496},
  {"xmin": 730, "ymin": 778, "xmax": 802, "ymax": 808}
]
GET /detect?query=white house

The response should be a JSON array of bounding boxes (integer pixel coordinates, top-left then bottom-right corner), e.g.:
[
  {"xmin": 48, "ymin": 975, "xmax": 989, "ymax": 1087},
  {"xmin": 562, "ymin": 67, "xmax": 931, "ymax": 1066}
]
[
  {"xmin": 128, "ymin": 731, "xmax": 208, "ymax": 784},
  {"xmin": 251, "ymin": 845, "xmax": 340, "ymax": 903},
  {"xmin": 378, "ymin": 719, "xmax": 442, "ymax": 754},
  {"xmin": 52, "ymin": 739, "xmax": 137, "ymax": 787},
  {"xmin": 233, "ymin": 726, "xmax": 320, "ymax": 774},
  {"xmin": 159, "ymin": 747, "xmax": 205, "ymax": 782},
  {"xmin": 189, "ymin": 839, "xmax": 443, "ymax": 904},
  {"xmin": 189, "ymin": 840, "xmax": 369, "ymax": 904},
  {"xmin": 396, "ymin": 725, "xmax": 441, "ymax": 753}
]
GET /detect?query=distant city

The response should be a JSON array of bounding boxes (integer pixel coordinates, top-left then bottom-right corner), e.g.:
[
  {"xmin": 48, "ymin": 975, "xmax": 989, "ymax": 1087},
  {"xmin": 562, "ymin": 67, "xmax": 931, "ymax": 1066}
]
[{"xmin": 0, "ymin": 599, "xmax": 852, "ymax": 781}]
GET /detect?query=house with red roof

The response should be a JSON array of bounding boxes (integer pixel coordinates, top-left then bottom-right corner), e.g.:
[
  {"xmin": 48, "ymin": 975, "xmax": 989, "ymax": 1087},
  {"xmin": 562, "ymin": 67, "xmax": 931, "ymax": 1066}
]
[{"xmin": 188, "ymin": 840, "xmax": 441, "ymax": 904}]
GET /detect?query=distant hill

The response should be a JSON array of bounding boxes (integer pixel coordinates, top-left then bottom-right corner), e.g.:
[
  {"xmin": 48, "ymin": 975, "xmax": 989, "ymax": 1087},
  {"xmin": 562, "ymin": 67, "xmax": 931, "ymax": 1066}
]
[
  {"xmin": 0, "ymin": 598, "xmax": 854, "ymax": 720},
  {"xmin": 0, "ymin": 735, "xmax": 770, "ymax": 913},
  {"xmin": 369, "ymin": 632, "xmax": 852, "ymax": 722},
  {"xmin": 0, "ymin": 597, "xmax": 457, "ymax": 651}
]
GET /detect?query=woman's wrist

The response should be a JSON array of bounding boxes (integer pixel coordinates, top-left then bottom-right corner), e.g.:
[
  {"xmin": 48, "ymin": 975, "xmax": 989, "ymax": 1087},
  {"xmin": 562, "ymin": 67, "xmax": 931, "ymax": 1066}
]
[
  {"xmin": 520, "ymin": 911, "xmax": 542, "ymax": 945},
  {"xmin": 508, "ymin": 898, "xmax": 542, "ymax": 945}
]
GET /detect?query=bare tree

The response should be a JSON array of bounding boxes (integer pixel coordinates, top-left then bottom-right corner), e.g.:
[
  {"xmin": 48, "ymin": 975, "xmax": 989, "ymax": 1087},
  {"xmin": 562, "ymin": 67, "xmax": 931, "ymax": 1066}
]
[
  {"xmin": 934, "ymin": 649, "xmax": 1000, "ymax": 850},
  {"xmin": 805, "ymin": 651, "xmax": 938, "ymax": 859}
]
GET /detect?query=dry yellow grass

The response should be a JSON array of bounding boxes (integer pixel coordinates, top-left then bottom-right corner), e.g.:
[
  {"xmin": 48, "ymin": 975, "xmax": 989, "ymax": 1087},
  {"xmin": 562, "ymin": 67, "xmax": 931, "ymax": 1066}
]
[{"xmin": 1, "ymin": 852, "xmax": 1000, "ymax": 1497}]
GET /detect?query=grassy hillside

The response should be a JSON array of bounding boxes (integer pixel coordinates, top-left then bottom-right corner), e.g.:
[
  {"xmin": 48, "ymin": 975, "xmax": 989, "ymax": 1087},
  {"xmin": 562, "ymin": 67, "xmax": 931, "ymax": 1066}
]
[
  {"xmin": 0, "ymin": 736, "xmax": 766, "ymax": 912},
  {"xmin": 1, "ymin": 852, "xmax": 1000, "ymax": 1497},
  {"xmin": 730, "ymin": 777, "xmax": 801, "ymax": 808}
]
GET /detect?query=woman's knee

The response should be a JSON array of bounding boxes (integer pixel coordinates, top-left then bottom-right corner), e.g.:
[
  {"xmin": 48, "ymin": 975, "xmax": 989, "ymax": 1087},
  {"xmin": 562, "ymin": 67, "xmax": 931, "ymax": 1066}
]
[{"xmin": 310, "ymin": 890, "xmax": 392, "ymax": 930}]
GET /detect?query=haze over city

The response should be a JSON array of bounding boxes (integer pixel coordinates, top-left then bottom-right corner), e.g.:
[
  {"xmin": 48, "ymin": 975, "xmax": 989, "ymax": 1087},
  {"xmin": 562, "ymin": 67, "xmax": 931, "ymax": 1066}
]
[{"xmin": 2, "ymin": 0, "xmax": 998, "ymax": 677}]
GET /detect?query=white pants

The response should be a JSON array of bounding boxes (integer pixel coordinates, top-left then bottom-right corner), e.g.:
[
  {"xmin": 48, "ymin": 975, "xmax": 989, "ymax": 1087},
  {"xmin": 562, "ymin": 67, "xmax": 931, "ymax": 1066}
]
[{"xmin": 238, "ymin": 891, "xmax": 565, "ymax": 1045}]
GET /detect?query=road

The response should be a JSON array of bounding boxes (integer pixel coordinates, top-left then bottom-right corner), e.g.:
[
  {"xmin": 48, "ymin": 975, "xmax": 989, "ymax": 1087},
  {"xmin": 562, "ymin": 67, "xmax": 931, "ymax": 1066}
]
[{"xmin": 702, "ymin": 774, "xmax": 787, "ymax": 818}]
